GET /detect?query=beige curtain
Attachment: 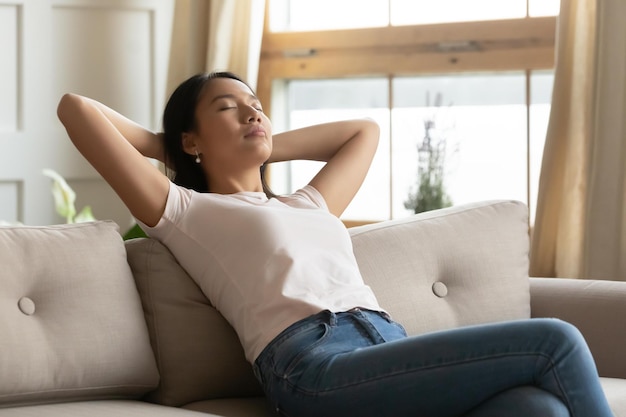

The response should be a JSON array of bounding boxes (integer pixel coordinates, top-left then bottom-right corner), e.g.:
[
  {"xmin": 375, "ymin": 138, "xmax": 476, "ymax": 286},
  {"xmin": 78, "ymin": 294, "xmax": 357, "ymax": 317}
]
[
  {"xmin": 166, "ymin": 0, "xmax": 266, "ymax": 96},
  {"xmin": 530, "ymin": 0, "xmax": 626, "ymax": 280}
]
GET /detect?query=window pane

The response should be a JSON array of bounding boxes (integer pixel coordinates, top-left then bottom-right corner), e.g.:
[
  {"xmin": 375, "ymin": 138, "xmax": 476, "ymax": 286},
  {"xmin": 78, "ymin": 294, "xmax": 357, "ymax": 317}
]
[
  {"xmin": 269, "ymin": 1, "xmax": 557, "ymax": 31},
  {"xmin": 529, "ymin": 0, "xmax": 560, "ymax": 17},
  {"xmin": 271, "ymin": 78, "xmax": 391, "ymax": 221},
  {"xmin": 289, "ymin": 79, "xmax": 389, "ymax": 110},
  {"xmin": 529, "ymin": 71, "xmax": 554, "ymax": 224},
  {"xmin": 269, "ymin": 0, "xmax": 389, "ymax": 32},
  {"xmin": 392, "ymin": 73, "xmax": 527, "ymax": 218},
  {"xmin": 270, "ymin": 73, "xmax": 554, "ymax": 222},
  {"xmin": 391, "ymin": 0, "xmax": 526, "ymax": 25}
]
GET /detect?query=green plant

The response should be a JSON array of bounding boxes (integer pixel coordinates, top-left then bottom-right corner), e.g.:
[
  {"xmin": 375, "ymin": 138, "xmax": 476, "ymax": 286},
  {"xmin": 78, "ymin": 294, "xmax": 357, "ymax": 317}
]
[
  {"xmin": 123, "ymin": 223, "xmax": 147, "ymax": 240},
  {"xmin": 43, "ymin": 169, "xmax": 146, "ymax": 240},
  {"xmin": 43, "ymin": 169, "xmax": 96, "ymax": 224},
  {"xmin": 404, "ymin": 93, "xmax": 453, "ymax": 214}
]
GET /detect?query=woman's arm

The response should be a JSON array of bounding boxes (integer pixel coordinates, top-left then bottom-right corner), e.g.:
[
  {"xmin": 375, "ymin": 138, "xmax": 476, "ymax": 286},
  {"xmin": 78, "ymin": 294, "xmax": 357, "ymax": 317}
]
[
  {"xmin": 57, "ymin": 93, "xmax": 169, "ymax": 227},
  {"xmin": 269, "ymin": 119, "xmax": 379, "ymax": 217},
  {"xmin": 78, "ymin": 96, "xmax": 165, "ymax": 162}
]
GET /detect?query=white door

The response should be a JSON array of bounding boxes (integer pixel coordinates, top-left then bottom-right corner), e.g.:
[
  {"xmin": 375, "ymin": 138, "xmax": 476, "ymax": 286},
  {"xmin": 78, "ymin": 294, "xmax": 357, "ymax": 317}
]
[{"xmin": 0, "ymin": 0, "xmax": 174, "ymax": 229}]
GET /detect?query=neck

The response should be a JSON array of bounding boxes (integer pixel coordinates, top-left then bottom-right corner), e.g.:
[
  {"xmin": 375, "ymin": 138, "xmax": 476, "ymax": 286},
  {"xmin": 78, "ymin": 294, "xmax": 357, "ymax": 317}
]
[{"xmin": 206, "ymin": 167, "xmax": 264, "ymax": 194}]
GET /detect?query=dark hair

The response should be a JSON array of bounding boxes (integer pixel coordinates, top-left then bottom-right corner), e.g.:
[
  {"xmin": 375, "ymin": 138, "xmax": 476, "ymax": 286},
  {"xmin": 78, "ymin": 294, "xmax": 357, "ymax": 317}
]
[{"xmin": 162, "ymin": 71, "xmax": 275, "ymax": 197}]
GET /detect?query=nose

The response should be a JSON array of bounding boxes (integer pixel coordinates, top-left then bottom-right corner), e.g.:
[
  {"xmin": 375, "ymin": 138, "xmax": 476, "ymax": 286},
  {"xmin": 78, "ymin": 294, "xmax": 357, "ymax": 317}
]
[{"xmin": 246, "ymin": 106, "xmax": 261, "ymax": 123}]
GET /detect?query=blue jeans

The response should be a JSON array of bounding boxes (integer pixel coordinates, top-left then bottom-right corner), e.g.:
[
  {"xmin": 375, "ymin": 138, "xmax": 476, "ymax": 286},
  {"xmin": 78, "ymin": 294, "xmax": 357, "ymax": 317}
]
[{"xmin": 253, "ymin": 309, "xmax": 613, "ymax": 417}]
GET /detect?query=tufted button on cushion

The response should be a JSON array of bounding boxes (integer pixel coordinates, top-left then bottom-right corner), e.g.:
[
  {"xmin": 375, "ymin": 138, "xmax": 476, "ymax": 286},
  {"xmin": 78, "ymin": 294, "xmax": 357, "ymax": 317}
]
[
  {"xmin": 432, "ymin": 282, "xmax": 448, "ymax": 298},
  {"xmin": 350, "ymin": 200, "xmax": 531, "ymax": 337},
  {"xmin": 0, "ymin": 221, "xmax": 159, "ymax": 407},
  {"xmin": 17, "ymin": 297, "xmax": 35, "ymax": 316}
]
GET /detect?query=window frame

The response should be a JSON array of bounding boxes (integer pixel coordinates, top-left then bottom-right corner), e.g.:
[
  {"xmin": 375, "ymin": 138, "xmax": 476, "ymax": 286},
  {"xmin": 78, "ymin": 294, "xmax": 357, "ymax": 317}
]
[{"xmin": 257, "ymin": 2, "xmax": 556, "ymax": 225}]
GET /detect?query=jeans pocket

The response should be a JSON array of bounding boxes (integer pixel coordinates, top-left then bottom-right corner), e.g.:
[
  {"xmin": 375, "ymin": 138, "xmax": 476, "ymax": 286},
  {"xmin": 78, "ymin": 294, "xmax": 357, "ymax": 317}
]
[
  {"xmin": 271, "ymin": 322, "xmax": 332, "ymax": 380},
  {"xmin": 375, "ymin": 311, "xmax": 409, "ymax": 339},
  {"xmin": 389, "ymin": 320, "xmax": 408, "ymax": 338}
]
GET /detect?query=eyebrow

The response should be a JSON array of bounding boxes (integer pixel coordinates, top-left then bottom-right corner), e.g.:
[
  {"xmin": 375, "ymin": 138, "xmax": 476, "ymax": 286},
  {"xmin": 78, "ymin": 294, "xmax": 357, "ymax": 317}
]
[{"xmin": 209, "ymin": 93, "xmax": 260, "ymax": 104}]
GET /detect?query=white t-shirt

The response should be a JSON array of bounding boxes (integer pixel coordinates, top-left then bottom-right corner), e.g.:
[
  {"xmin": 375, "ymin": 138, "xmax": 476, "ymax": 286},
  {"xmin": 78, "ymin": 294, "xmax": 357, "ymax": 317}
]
[{"xmin": 140, "ymin": 181, "xmax": 382, "ymax": 363}]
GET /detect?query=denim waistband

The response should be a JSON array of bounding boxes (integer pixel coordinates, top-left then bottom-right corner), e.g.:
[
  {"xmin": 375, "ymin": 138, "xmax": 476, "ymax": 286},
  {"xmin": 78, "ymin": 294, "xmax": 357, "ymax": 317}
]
[
  {"xmin": 255, "ymin": 308, "xmax": 401, "ymax": 368},
  {"xmin": 271, "ymin": 308, "xmax": 386, "ymax": 343}
]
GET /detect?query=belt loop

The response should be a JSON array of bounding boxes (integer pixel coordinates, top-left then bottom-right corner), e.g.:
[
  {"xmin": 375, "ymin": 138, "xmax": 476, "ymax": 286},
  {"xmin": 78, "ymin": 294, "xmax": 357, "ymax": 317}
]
[{"xmin": 328, "ymin": 310, "xmax": 337, "ymax": 326}]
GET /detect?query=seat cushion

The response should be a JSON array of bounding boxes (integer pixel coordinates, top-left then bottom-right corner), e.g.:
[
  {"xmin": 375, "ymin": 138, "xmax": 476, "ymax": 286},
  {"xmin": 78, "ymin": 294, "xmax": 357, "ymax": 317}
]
[
  {"xmin": 600, "ymin": 377, "xmax": 626, "ymax": 417},
  {"xmin": 183, "ymin": 397, "xmax": 275, "ymax": 417},
  {"xmin": 0, "ymin": 222, "xmax": 159, "ymax": 407},
  {"xmin": 0, "ymin": 400, "xmax": 209, "ymax": 417},
  {"xmin": 350, "ymin": 200, "xmax": 531, "ymax": 335}
]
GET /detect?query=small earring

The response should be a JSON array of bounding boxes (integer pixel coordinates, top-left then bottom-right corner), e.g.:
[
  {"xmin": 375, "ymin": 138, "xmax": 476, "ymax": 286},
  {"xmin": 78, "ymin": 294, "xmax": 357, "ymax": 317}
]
[{"xmin": 194, "ymin": 150, "xmax": 201, "ymax": 164}]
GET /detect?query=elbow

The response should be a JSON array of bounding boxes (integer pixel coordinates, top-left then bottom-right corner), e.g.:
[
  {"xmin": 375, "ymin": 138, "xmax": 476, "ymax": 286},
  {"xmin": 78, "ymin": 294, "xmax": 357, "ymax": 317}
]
[
  {"xmin": 361, "ymin": 118, "xmax": 380, "ymax": 146},
  {"xmin": 57, "ymin": 93, "xmax": 83, "ymax": 124}
]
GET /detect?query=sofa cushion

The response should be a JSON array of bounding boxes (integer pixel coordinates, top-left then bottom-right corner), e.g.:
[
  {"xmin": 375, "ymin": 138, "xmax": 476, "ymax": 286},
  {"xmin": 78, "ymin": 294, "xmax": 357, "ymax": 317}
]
[
  {"xmin": 0, "ymin": 221, "xmax": 159, "ymax": 407},
  {"xmin": 125, "ymin": 238, "xmax": 262, "ymax": 407},
  {"xmin": 0, "ymin": 400, "xmax": 212, "ymax": 417},
  {"xmin": 599, "ymin": 378, "xmax": 626, "ymax": 417},
  {"xmin": 350, "ymin": 200, "xmax": 531, "ymax": 335},
  {"xmin": 183, "ymin": 397, "xmax": 274, "ymax": 416},
  {"xmin": 125, "ymin": 200, "xmax": 530, "ymax": 407}
]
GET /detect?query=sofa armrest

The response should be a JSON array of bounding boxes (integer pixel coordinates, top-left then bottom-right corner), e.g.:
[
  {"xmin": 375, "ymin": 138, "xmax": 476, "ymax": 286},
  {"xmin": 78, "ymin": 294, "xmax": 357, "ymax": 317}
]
[{"xmin": 530, "ymin": 277, "xmax": 626, "ymax": 378}]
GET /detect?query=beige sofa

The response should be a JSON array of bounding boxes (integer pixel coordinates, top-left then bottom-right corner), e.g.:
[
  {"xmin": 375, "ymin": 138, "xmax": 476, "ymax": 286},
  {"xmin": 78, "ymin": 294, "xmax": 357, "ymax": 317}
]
[{"xmin": 1, "ymin": 200, "xmax": 625, "ymax": 416}]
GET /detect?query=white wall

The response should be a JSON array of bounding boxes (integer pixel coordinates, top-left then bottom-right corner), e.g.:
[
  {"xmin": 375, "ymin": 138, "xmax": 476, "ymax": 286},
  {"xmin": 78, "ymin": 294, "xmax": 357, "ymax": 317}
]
[{"xmin": 0, "ymin": 0, "xmax": 174, "ymax": 228}]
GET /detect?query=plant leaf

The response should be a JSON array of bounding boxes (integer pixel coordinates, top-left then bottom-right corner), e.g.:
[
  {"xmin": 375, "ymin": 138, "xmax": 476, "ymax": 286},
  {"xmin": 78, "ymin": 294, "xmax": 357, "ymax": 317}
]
[
  {"xmin": 75, "ymin": 206, "xmax": 96, "ymax": 223},
  {"xmin": 123, "ymin": 223, "xmax": 147, "ymax": 240},
  {"xmin": 42, "ymin": 169, "xmax": 77, "ymax": 223}
]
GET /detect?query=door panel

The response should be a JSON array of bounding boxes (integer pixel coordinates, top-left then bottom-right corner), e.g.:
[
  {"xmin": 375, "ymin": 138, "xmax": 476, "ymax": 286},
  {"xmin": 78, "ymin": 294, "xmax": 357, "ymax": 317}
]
[{"xmin": 0, "ymin": 0, "xmax": 173, "ymax": 227}]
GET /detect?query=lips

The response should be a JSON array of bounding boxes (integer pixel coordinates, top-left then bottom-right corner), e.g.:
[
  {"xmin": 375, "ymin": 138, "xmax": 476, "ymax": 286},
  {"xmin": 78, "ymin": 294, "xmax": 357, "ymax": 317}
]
[{"xmin": 244, "ymin": 127, "xmax": 266, "ymax": 138}]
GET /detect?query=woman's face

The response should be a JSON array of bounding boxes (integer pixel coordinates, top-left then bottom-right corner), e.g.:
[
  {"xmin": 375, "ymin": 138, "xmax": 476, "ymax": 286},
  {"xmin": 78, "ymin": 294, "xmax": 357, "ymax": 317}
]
[{"xmin": 184, "ymin": 77, "xmax": 272, "ymax": 173}]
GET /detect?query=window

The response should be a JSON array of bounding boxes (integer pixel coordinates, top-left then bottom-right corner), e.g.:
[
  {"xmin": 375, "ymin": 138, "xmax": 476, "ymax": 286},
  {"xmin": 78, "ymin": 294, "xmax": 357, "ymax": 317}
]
[
  {"xmin": 269, "ymin": 0, "xmax": 560, "ymax": 31},
  {"xmin": 259, "ymin": 1, "xmax": 558, "ymax": 224},
  {"xmin": 270, "ymin": 78, "xmax": 390, "ymax": 220}
]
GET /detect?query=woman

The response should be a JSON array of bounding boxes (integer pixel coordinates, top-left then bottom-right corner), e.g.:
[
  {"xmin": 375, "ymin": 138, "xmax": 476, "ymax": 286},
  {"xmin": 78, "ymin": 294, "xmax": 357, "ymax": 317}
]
[{"xmin": 58, "ymin": 71, "xmax": 613, "ymax": 417}]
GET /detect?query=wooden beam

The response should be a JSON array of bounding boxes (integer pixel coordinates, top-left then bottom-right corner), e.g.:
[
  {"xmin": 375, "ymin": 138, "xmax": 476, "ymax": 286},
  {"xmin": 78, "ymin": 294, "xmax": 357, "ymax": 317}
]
[
  {"xmin": 262, "ymin": 17, "xmax": 556, "ymax": 54},
  {"xmin": 257, "ymin": 16, "xmax": 556, "ymax": 116},
  {"xmin": 259, "ymin": 46, "xmax": 554, "ymax": 79}
]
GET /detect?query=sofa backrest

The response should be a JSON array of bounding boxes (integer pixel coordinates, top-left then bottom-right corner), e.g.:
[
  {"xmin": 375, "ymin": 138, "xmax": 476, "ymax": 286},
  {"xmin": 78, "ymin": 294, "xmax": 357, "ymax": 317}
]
[
  {"xmin": 126, "ymin": 238, "xmax": 263, "ymax": 407},
  {"xmin": 0, "ymin": 221, "xmax": 159, "ymax": 408},
  {"xmin": 126, "ymin": 199, "xmax": 531, "ymax": 407},
  {"xmin": 350, "ymin": 200, "xmax": 531, "ymax": 335}
]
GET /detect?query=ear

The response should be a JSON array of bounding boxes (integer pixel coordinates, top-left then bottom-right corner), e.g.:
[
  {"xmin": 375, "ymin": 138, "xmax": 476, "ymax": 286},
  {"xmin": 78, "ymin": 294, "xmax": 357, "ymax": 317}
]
[{"xmin": 181, "ymin": 132, "xmax": 197, "ymax": 156}]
